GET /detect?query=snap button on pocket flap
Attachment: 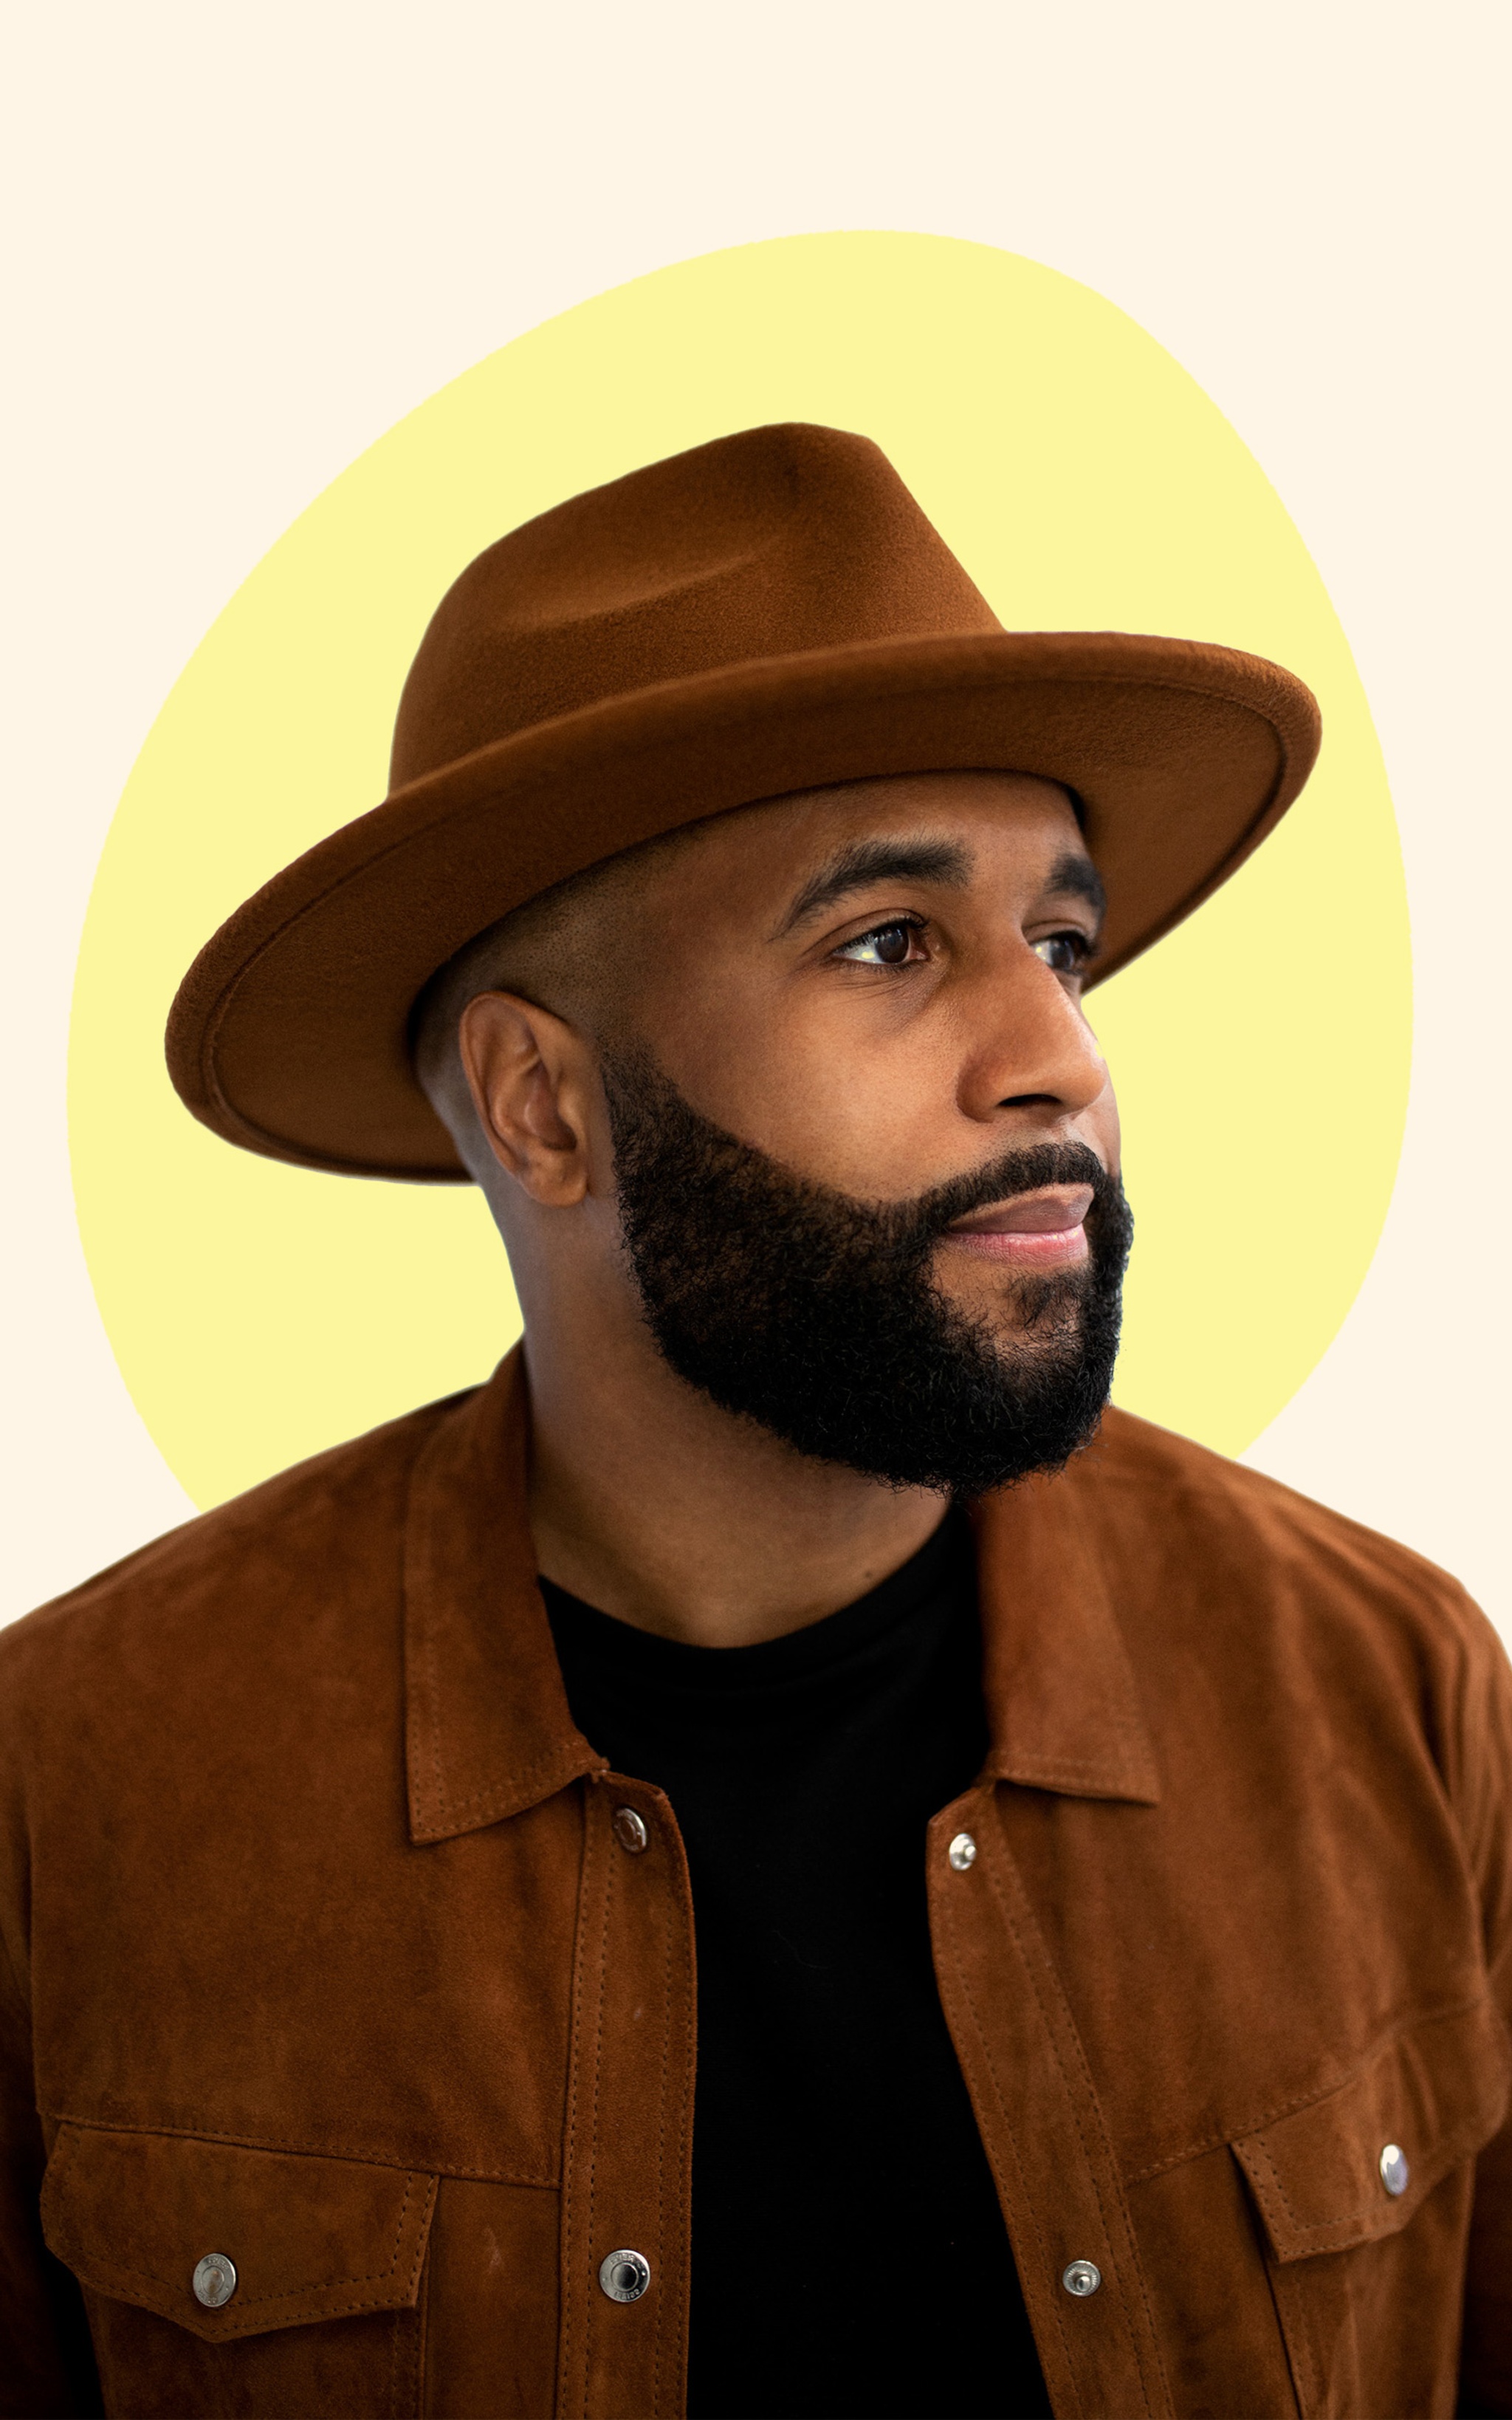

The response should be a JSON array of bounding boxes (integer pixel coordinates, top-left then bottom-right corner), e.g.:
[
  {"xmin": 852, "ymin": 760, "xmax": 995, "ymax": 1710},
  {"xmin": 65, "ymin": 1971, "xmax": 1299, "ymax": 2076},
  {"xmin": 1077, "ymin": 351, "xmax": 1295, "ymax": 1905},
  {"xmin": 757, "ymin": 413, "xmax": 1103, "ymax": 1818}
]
[
  {"xmin": 1232, "ymin": 1995, "xmax": 1511, "ymax": 2263},
  {"xmin": 41, "ymin": 2126, "xmax": 439, "ymax": 2342}
]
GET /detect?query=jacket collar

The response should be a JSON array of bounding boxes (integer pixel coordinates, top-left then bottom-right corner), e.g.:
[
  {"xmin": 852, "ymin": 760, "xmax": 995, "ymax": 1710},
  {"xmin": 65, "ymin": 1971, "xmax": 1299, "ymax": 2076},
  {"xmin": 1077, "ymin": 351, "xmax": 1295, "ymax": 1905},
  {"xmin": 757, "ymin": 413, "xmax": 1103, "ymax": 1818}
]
[
  {"xmin": 971, "ymin": 1470, "xmax": 1160, "ymax": 1803},
  {"xmin": 404, "ymin": 1351, "xmax": 602, "ymax": 1843},
  {"xmin": 403, "ymin": 1353, "xmax": 1158, "ymax": 1844}
]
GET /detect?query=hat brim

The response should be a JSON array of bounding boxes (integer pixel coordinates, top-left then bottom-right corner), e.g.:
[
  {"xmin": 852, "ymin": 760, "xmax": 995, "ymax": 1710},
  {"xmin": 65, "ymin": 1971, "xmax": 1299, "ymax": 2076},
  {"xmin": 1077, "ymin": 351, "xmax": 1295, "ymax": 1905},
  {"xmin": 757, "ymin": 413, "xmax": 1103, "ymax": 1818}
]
[{"xmin": 166, "ymin": 628, "xmax": 1320, "ymax": 1180}]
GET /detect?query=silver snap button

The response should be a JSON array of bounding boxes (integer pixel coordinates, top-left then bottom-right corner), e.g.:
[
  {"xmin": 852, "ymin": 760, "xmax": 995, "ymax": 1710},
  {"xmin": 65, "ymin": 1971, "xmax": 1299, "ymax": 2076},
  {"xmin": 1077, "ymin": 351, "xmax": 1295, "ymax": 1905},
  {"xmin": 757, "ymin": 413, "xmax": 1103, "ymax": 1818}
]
[
  {"xmin": 1379, "ymin": 2142, "xmax": 1409, "ymax": 2198},
  {"xmin": 598, "ymin": 2246, "xmax": 651, "ymax": 2302},
  {"xmin": 1062, "ymin": 2258, "xmax": 1102, "ymax": 2297},
  {"xmin": 192, "ymin": 2252, "xmax": 238, "ymax": 2309},
  {"xmin": 613, "ymin": 1806, "xmax": 649, "ymax": 1855},
  {"xmin": 948, "ymin": 1831, "xmax": 977, "ymax": 1871}
]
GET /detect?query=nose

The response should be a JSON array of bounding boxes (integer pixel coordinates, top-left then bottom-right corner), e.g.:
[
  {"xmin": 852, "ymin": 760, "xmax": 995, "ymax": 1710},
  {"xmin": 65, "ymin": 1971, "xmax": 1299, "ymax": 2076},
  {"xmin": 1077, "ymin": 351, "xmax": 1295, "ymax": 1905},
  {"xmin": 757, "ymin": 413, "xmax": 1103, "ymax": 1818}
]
[{"xmin": 955, "ymin": 944, "xmax": 1111, "ymax": 1125}]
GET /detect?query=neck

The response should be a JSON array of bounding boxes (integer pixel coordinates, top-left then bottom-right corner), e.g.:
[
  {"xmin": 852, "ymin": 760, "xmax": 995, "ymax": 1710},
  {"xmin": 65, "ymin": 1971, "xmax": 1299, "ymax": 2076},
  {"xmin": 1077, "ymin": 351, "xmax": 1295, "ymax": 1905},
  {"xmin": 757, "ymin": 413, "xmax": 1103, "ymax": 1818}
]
[{"xmin": 518, "ymin": 1281, "xmax": 944, "ymax": 1649}]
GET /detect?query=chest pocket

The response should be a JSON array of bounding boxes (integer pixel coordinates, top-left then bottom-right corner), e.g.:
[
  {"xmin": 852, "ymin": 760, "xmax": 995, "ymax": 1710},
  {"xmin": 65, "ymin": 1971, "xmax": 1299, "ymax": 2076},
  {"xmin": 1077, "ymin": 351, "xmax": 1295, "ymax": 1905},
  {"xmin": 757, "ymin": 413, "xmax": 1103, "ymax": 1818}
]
[
  {"xmin": 42, "ymin": 2124, "xmax": 438, "ymax": 2414},
  {"xmin": 1230, "ymin": 1995, "xmax": 1511, "ymax": 2420}
]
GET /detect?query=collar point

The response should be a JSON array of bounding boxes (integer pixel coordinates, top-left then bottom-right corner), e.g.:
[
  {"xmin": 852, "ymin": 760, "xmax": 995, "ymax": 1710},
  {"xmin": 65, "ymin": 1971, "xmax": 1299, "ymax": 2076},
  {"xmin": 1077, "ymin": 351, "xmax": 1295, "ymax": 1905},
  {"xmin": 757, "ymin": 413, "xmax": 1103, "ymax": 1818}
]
[
  {"xmin": 406, "ymin": 1743, "xmax": 605, "ymax": 1844},
  {"xmin": 988, "ymin": 1751, "xmax": 1161, "ymax": 1807}
]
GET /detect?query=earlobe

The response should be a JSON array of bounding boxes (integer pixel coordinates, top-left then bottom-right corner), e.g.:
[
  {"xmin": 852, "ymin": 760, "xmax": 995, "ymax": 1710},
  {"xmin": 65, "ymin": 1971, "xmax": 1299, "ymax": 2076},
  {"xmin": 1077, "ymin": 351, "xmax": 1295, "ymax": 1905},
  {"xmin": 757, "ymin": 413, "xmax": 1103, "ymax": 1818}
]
[{"xmin": 458, "ymin": 992, "xmax": 592, "ymax": 1207}]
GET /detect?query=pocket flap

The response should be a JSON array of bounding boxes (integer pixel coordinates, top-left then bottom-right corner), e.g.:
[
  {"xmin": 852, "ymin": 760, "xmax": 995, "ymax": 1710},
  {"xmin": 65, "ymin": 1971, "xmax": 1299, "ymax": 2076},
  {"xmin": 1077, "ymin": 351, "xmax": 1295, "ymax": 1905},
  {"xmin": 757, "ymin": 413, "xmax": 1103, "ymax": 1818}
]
[
  {"xmin": 1233, "ymin": 1995, "xmax": 1510, "ymax": 2262},
  {"xmin": 41, "ymin": 2125, "xmax": 439, "ymax": 2342}
]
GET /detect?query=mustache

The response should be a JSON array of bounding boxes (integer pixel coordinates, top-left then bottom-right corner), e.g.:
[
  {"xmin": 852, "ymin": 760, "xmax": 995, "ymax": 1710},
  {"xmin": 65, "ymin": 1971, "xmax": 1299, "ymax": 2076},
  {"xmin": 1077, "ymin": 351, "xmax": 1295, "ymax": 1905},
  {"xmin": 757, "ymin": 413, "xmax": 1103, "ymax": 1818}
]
[{"xmin": 874, "ymin": 1138, "xmax": 1114, "ymax": 1252}]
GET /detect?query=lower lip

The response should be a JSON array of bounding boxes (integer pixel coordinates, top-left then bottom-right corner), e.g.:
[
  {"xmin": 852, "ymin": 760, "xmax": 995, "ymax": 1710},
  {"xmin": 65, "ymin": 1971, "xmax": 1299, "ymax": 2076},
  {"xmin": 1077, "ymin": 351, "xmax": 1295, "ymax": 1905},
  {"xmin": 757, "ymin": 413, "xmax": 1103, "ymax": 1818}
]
[{"xmin": 943, "ymin": 1225, "xmax": 1090, "ymax": 1267}]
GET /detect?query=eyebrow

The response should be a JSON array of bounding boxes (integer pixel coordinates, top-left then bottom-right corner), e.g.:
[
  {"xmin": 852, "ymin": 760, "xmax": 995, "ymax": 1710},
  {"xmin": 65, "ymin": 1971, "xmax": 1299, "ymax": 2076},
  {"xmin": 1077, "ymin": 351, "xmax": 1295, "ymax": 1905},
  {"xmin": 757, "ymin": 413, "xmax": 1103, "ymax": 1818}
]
[
  {"xmin": 773, "ymin": 836, "xmax": 1108, "ymax": 939},
  {"xmin": 1045, "ymin": 850, "xmax": 1107, "ymax": 924},
  {"xmin": 774, "ymin": 837, "xmax": 973, "ymax": 938}
]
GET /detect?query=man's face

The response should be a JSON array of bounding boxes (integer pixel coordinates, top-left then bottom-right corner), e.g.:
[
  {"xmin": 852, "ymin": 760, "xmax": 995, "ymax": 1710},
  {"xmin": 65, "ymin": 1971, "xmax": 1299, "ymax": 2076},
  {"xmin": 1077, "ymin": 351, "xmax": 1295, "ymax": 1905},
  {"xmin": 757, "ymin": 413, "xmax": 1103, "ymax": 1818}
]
[
  {"xmin": 585, "ymin": 770, "xmax": 1129, "ymax": 1492},
  {"xmin": 606, "ymin": 771, "xmax": 1118, "ymax": 1291}
]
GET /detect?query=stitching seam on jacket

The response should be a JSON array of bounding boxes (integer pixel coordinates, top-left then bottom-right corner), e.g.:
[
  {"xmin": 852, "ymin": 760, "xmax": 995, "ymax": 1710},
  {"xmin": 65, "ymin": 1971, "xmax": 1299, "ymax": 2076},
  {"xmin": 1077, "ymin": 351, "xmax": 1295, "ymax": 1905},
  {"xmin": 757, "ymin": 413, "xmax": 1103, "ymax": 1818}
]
[
  {"xmin": 583, "ymin": 1806, "xmax": 612, "ymax": 2417},
  {"xmin": 1000, "ymin": 1769, "xmax": 1145, "ymax": 1786},
  {"xmin": 974, "ymin": 1824, "xmax": 1161, "ymax": 2420},
  {"xmin": 653, "ymin": 1852, "xmax": 675, "ymax": 2418},
  {"xmin": 671, "ymin": 1876, "xmax": 693, "ymax": 2411},
  {"xmin": 1121, "ymin": 1988, "xmax": 1496, "ymax": 2186},
  {"xmin": 941, "ymin": 1901, "xmax": 1076, "ymax": 2390},
  {"xmin": 43, "ymin": 2115, "xmax": 556, "ymax": 2187},
  {"xmin": 558, "ymin": 1779, "xmax": 599, "ymax": 2420},
  {"xmin": 1243, "ymin": 2119, "xmax": 1489, "ymax": 2251},
  {"xmin": 419, "ymin": 1485, "xmax": 451, "ymax": 1824},
  {"xmin": 52, "ymin": 2170, "xmax": 428, "ymax": 2303},
  {"xmin": 977, "ymin": 1829, "xmax": 1166, "ymax": 2381},
  {"xmin": 1269, "ymin": 2257, "xmax": 1324, "ymax": 2413},
  {"xmin": 388, "ymin": 2299, "xmax": 406, "ymax": 2420},
  {"xmin": 559, "ymin": 1827, "xmax": 586, "ymax": 2416},
  {"xmin": 421, "ymin": 1748, "xmax": 600, "ymax": 1823}
]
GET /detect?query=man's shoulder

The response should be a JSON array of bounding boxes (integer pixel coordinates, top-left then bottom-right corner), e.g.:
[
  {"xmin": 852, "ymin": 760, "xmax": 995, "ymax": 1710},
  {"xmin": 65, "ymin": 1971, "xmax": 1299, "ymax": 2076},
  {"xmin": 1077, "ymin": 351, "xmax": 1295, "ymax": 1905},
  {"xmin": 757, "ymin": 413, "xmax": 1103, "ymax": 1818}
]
[
  {"xmin": 1076, "ymin": 1405, "xmax": 1499, "ymax": 1666},
  {"xmin": 0, "ymin": 1388, "xmax": 475, "ymax": 1700}
]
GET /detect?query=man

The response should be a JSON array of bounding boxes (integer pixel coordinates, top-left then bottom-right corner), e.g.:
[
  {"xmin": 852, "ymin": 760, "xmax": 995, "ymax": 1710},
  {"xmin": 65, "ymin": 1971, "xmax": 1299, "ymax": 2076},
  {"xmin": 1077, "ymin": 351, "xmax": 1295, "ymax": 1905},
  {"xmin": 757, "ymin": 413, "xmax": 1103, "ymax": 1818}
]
[{"xmin": 1, "ymin": 423, "xmax": 1508, "ymax": 2419}]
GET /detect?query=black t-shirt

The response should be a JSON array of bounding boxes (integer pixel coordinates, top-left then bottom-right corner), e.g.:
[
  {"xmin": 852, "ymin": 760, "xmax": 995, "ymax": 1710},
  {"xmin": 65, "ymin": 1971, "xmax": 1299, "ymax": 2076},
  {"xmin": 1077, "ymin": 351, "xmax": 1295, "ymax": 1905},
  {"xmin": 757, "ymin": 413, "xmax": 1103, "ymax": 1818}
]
[{"xmin": 543, "ymin": 1509, "xmax": 1052, "ymax": 2420}]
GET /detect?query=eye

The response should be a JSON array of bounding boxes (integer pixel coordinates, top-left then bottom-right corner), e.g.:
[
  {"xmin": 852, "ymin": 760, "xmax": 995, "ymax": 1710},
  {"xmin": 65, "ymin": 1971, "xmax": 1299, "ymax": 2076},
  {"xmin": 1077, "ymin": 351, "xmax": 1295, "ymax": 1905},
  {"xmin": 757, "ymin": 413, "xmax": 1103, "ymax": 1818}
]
[
  {"xmin": 834, "ymin": 916, "xmax": 927, "ymax": 967},
  {"xmin": 1033, "ymin": 930, "xmax": 1092, "ymax": 976}
]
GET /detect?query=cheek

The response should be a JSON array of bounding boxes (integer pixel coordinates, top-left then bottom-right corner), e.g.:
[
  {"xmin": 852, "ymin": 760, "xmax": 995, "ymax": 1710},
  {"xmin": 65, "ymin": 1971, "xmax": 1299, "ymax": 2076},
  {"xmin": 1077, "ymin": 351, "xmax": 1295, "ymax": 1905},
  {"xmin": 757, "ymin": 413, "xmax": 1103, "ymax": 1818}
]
[
  {"xmin": 659, "ymin": 1001, "xmax": 966, "ymax": 1198},
  {"xmin": 644, "ymin": 978, "xmax": 1121, "ymax": 1202}
]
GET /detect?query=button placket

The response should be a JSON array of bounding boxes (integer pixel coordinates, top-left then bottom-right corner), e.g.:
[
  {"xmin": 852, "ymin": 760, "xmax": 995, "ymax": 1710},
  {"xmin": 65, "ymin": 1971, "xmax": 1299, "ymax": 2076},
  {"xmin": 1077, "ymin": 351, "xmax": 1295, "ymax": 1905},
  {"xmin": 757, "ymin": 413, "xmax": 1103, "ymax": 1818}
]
[
  {"xmin": 557, "ymin": 1778, "xmax": 696, "ymax": 2417},
  {"xmin": 927, "ymin": 1790, "xmax": 1170, "ymax": 2418}
]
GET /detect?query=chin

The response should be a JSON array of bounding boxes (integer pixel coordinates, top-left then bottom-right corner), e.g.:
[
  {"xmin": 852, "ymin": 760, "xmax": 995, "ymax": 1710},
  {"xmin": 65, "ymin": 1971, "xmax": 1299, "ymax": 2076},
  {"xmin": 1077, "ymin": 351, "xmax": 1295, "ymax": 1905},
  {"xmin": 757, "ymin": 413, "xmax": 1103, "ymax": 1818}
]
[{"xmin": 955, "ymin": 1267, "xmax": 1092, "ymax": 1342}]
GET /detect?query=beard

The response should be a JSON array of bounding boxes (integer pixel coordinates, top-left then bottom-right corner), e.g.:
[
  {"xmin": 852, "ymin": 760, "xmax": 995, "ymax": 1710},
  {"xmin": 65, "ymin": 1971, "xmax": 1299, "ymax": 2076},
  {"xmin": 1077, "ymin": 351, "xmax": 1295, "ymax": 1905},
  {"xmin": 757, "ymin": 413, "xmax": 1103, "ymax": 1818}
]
[{"xmin": 599, "ymin": 1043, "xmax": 1133, "ymax": 1498}]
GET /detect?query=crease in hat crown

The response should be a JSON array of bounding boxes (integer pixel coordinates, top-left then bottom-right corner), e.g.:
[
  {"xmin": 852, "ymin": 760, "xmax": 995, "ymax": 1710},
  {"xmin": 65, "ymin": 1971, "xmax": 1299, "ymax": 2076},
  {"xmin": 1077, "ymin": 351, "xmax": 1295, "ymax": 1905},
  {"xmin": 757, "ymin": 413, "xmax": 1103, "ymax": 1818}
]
[
  {"xmin": 388, "ymin": 424, "xmax": 1004, "ymax": 792},
  {"xmin": 166, "ymin": 419, "xmax": 1322, "ymax": 1183}
]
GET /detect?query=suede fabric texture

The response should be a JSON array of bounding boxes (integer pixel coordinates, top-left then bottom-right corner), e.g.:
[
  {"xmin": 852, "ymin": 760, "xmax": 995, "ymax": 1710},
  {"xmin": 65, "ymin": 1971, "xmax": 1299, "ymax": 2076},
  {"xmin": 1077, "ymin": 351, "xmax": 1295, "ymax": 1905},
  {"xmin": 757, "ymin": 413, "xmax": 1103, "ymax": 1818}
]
[
  {"xmin": 163, "ymin": 423, "xmax": 1322, "ymax": 1180},
  {"xmin": 1, "ymin": 1355, "xmax": 1510, "ymax": 2420}
]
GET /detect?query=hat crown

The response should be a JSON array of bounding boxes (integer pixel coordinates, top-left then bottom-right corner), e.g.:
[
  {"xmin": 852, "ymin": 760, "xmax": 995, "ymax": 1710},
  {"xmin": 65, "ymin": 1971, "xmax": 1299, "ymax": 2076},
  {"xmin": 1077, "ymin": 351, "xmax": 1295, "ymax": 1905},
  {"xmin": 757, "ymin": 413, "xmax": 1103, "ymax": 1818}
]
[{"xmin": 389, "ymin": 424, "xmax": 1001, "ymax": 792}]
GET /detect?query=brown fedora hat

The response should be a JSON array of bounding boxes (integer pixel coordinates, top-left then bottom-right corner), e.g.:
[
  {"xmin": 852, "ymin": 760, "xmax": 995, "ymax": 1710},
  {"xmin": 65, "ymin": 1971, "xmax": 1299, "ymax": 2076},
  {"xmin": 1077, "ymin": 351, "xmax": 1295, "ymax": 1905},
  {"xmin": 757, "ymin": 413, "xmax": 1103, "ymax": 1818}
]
[{"xmin": 167, "ymin": 422, "xmax": 1320, "ymax": 1182}]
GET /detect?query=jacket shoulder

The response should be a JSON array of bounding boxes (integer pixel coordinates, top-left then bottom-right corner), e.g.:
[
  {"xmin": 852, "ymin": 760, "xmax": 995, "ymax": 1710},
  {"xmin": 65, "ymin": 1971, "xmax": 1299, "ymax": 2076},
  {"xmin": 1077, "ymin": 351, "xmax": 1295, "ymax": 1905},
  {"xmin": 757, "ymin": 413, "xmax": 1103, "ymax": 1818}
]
[
  {"xmin": 0, "ymin": 1389, "xmax": 472, "ymax": 1696},
  {"xmin": 1079, "ymin": 1405, "xmax": 1498, "ymax": 1663}
]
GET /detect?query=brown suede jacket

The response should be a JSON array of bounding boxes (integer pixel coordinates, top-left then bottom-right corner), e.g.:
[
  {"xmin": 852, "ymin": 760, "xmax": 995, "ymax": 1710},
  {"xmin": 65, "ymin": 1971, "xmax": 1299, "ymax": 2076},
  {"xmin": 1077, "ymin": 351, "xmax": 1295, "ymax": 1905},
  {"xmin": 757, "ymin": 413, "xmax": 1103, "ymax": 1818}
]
[{"xmin": 1, "ymin": 1354, "xmax": 1509, "ymax": 2420}]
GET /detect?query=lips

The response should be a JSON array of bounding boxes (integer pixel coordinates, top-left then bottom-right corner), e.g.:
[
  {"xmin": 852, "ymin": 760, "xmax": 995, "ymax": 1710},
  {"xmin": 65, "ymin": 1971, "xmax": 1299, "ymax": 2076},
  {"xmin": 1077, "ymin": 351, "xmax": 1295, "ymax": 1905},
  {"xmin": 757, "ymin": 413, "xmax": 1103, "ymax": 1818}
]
[{"xmin": 941, "ymin": 1183, "xmax": 1095, "ymax": 1267}]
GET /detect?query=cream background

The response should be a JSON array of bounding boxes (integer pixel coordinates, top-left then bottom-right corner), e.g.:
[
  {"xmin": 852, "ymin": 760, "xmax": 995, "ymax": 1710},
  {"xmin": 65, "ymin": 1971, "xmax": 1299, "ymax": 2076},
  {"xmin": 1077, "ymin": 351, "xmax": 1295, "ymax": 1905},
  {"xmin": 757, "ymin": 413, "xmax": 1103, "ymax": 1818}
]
[{"xmin": 4, "ymin": 1, "xmax": 1508, "ymax": 1634}]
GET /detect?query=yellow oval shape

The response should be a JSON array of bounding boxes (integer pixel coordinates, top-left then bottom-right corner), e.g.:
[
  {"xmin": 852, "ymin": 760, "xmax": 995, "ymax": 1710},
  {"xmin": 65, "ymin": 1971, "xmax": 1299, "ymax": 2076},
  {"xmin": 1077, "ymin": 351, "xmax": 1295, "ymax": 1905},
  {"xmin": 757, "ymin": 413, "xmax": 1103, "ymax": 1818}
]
[{"xmin": 70, "ymin": 233, "xmax": 1409, "ymax": 1509}]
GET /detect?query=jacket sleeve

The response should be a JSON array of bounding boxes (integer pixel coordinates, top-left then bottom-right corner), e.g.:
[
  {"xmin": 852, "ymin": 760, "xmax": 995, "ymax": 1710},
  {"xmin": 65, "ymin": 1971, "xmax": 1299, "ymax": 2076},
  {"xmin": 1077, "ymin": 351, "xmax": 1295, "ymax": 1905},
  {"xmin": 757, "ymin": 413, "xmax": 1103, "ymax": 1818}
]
[
  {"xmin": 0, "ymin": 1778, "xmax": 100, "ymax": 2412},
  {"xmin": 1455, "ymin": 1602, "xmax": 1512, "ymax": 2418}
]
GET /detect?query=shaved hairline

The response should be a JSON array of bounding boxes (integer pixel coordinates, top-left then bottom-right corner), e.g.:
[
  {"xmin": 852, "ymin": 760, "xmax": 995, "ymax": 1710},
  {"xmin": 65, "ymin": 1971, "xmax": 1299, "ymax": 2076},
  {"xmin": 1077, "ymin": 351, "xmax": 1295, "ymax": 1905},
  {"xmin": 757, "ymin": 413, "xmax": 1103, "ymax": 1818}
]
[{"xmin": 410, "ymin": 824, "xmax": 701, "ymax": 1148}]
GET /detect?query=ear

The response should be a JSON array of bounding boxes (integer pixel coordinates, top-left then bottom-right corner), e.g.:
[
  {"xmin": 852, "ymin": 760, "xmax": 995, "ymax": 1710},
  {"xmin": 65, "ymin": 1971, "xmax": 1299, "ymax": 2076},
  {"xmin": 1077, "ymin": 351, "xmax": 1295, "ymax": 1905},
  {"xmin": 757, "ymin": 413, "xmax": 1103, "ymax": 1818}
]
[{"xmin": 457, "ymin": 991, "xmax": 598, "ymax": 1208}]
